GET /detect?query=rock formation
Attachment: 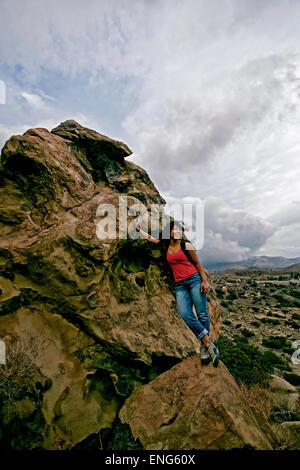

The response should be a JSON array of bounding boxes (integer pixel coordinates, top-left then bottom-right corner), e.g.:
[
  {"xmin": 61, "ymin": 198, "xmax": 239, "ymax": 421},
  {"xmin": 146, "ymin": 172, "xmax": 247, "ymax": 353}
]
[
  {"xmin": 120, "ymin": 357, "xmax": 278, "ymax": 450},
  {"xmin": 0, "ymin": 120, "xmax": 277, "ymax": 450}
]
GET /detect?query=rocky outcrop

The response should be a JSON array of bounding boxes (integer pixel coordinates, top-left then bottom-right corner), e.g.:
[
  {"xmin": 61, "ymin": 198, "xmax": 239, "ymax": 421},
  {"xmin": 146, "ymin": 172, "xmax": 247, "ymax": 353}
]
[
  {"xmin": 119, "ymin": 356, "xmax": 278, "ymax": 450},
  {"xmin": 0, "ymin": 120, "xmax": 275, "ymax": 450}
]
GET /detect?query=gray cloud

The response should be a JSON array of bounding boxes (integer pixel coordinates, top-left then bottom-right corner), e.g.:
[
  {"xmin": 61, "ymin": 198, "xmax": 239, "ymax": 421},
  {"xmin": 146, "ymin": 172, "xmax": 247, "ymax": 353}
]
[
  {"xmin": 124, "ymin": 51, "xmax": 300, "ymax": 192},
  {"xmin": 204, "ymin": 196, "xmax": 276, "ymax": 250},
  {"xmin": 257, "ymin": 222, "xmax": 300, "ymax": 258},
  {"xmin": 163, "ymin": 195, "xmax": 278, "ymax": 265},
  {"xmin": 267, "ymin": 201, "xmax": 300, "ymax": 227},
  {"xmin": 1, "ymin": 0, "xmax": 300, "ymax": 260}
]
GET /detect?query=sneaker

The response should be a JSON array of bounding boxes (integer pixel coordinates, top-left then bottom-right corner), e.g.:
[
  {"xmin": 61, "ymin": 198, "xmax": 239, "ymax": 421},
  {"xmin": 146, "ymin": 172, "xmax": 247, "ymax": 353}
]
[
  {"xmin": 200, "ymin": 343, "xmax": 211, "ymax": 365},
  {"xmin": 207, "ymin": 339, "xmax": 220, "ymax": 367}
]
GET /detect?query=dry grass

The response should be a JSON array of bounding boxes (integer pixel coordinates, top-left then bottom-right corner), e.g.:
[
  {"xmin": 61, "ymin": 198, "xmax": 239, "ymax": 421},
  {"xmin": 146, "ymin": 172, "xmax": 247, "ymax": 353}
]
[
  {"xmin": 272, "ymin": 426, "xmax": 292, "ymax": 450},
  {"xmin": 239, "ymin": 382, "xmax": 300, "ymax": 449},
  {"xmin": 239, "ymin": 382, "xmax": 273, "ymax": 420},
  {"xmin": 0, "ymin": 331, "xmax": 52, "ymax": 416}
]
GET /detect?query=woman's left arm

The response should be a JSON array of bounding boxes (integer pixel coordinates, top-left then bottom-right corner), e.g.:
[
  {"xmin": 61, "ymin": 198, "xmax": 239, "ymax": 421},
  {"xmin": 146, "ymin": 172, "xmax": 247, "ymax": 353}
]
[{"xmin": 185, "ymin": 242, "xmax": 209, "ymax": 294}]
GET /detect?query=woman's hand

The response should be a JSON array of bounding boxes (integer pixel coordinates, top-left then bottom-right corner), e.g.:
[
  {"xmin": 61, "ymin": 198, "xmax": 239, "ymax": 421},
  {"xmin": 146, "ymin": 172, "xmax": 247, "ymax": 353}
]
[
  {"xmin": 135, "ymin": 220, "xmax": 160, "ymax": 244},
  {"xmin": 201, "ymin": 281, "xmax": 209, "ymax": 295}
]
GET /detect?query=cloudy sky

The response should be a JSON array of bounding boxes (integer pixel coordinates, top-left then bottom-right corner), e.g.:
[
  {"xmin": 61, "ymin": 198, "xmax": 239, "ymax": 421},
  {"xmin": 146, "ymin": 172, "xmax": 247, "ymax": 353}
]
[{"xmin": 0, "ymin": 0, "xmax": 300, "ymax": 266}]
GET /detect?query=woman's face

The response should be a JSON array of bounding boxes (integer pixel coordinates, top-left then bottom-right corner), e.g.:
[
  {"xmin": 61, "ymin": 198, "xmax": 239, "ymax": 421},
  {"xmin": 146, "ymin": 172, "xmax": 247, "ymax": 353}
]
[{"xmin": 171, "ymin": 225, "xmax": 183, "ymax": 239}]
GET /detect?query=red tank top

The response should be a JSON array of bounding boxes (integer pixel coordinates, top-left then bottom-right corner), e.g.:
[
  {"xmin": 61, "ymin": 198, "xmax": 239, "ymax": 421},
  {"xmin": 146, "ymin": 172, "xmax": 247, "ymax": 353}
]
[{"xmin": 166, "ymin": 246, "xmax": 198, "ymax": 282}]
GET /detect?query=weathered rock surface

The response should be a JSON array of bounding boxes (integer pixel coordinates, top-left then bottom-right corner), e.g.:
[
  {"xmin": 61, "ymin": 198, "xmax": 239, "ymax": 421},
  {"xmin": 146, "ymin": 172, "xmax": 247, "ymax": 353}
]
[
  {"xmin": 0, "ymin": 119, "xmax": 273, "ymax": 450},
  {"xmin": 119, "ymin": 356, "xmax": 279, "ymax": 450},
  {"xmin": 269, "ymin": 374, "xmax": 297, "ymax": 393}
]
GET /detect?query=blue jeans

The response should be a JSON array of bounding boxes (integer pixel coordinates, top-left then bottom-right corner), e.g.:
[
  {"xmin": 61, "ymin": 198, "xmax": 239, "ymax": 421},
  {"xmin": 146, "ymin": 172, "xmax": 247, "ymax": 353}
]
[{"xmin": 175, "ymin": 271, "xmax": 210, "ymax": 340}]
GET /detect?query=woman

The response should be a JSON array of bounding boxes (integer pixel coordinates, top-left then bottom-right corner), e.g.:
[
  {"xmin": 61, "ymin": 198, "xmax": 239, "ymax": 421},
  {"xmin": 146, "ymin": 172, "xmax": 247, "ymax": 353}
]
[{"xmin": 135, "ymin": 219, "xmax": 220, "ymax": 366}]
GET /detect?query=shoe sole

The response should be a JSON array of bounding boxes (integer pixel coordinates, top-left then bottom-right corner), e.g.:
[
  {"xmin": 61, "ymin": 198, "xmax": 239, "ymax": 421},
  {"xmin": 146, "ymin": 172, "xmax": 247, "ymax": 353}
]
[{"xmin": 213, "ymin": 354, "xmax": 219, "ymax": 367}]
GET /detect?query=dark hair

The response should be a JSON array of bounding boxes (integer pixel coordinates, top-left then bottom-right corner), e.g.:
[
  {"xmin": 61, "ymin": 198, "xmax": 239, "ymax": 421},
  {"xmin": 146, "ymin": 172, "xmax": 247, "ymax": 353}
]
[
  {"xmin": 159, "ymin": 219, "xmax": 191, "ymax": 258},
  {"xmin": 170, "ymin": 220, "xmax": 185, "ymax": 233}
]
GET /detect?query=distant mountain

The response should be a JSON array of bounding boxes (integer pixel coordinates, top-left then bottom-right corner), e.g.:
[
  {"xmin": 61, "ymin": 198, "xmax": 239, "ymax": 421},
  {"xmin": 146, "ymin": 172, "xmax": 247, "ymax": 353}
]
[
  {"xmin": 206, "ymin": 255, "xmax": 300, "ymax": 271},
  {"xmin": 283, "ymin": 263, "xmax": 300, "ymax": 272}
]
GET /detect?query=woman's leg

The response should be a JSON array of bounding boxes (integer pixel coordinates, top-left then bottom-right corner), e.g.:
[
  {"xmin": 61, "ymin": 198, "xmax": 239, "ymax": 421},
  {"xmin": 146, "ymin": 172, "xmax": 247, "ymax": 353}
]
[
  {"xmin": 189, "ymin": 277, "xmax": 210, "ymax": 336},
  {"xmin": 187, "ymin": 274, "xmax": 219, "ymax": 366},
  {"xmin": 175, "ymin": 284, "xmax": 209, "ymax": 340}
]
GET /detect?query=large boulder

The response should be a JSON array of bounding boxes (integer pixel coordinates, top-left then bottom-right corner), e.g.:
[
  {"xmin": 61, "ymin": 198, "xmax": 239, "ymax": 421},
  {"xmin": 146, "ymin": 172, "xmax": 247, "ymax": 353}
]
[
  {"xmin": 269, "ymin": 374, "xmax": 298, "ymax": 393},
  {"xmin": 0, "ymin": 121, "xmax": 222, "ymax": 449},
  {"xmin": 119, "ymin": 356, "xmax": 279, "ymax": 450}
]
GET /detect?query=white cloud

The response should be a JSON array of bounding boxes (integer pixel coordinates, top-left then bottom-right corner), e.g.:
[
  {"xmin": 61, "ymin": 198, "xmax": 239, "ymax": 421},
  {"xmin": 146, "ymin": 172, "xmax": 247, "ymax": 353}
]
[{"xmin": 21, "ymin": 92, "xmax": 49, "ymax": 110}]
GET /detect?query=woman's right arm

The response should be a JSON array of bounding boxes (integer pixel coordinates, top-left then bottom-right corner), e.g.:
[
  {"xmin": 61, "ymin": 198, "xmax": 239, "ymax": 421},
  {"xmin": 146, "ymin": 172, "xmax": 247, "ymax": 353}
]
[{"xmin": 135, "ymin": 221, "xmax": 160, "ymax": 244}]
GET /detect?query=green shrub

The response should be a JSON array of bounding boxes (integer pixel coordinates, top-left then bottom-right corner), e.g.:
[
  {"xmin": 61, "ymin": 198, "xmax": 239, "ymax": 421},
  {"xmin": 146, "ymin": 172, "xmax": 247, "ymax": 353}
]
[
  {"xmin": 290, "ymin": 290, "xmax": 300, "ymax": 300},
  {"xmin": 241, "ymin": 328, "xmax": 255, "ymax": 338},
  {"xmin": 260, "ymin": 317, "xmax": 280, "ymax": 325},
  {"xmin": 273, "ymin": 294, "xmax": 300, "ymax": 308},
  {"xmin": 262, "ymin": 336, "xmax": 286, "ymax": 349},
  {"xmin": 233, "ymin": 334, "xmax": 248, "ymax": 343},
  {"xmin": 262, "ymin": 336, "xmax": 293, "ymax": 354},
  {"xmin": 262, "ymin": 351, "xmax": 288, "ymax": 368},
  {"xmin": 227, "ymin": 291, "xmax": 238, "ymax": 300},
  {"xmin": 215, "ymin": 287, "xmax": 224, "ymax": 298},
  {"xmin": 218, "ymin": 336, "xmax": 286, "ymax": 387}
]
